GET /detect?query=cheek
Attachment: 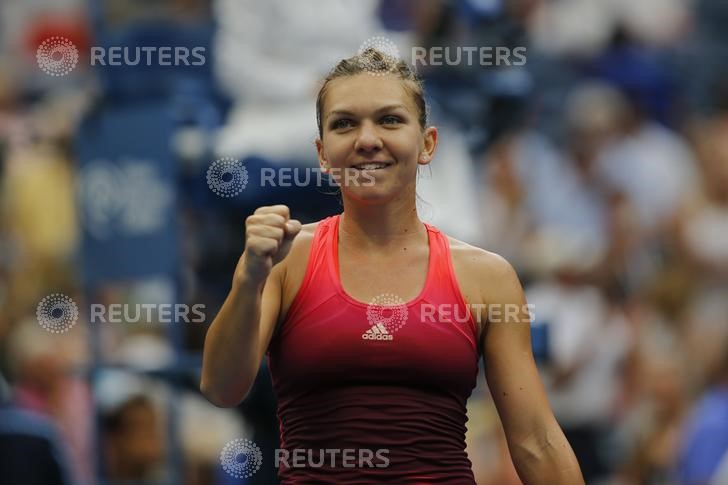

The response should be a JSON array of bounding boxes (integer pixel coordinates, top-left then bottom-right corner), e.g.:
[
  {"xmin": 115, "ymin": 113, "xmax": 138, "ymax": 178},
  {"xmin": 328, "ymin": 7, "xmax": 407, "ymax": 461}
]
[
  {"xmin": 324, "ymin": 139, "xmax": 351, "ymax": 164},
  {"xmin": 387, "ymin": 133, "xmax": 421, "ymax": 159}
]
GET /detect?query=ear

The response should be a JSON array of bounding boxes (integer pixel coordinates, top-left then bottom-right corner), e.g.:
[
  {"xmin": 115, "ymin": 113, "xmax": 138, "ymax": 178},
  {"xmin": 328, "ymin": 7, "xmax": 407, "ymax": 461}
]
[
  {"xmin": 315, "ymin": 138, "xmax": 329, "ymax": 172},
  {"xmin": 418, "ymin": 126, "xmax": 438, "ymax": 166}
]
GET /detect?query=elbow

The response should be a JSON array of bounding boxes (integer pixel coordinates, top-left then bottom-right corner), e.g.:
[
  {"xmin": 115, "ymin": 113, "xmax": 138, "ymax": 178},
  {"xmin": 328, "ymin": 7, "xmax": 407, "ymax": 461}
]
[
  {"xmin": 199, "ymin": 376, "xmax": 250, "ymax": 408},
  {"xmin": 509, "ymin": 426, "xmax": 584, "ymax": 485},
  {"xmin": 510, "ymin": 433, "xmax": 548, "ymax": 466}
]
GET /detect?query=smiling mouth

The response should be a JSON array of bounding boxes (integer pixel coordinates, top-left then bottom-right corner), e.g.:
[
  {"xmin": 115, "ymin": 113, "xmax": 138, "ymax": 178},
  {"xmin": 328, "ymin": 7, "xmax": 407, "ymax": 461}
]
[{"xmin": 351, "ymin": 162, "xmax": 392, "ymax": 171}]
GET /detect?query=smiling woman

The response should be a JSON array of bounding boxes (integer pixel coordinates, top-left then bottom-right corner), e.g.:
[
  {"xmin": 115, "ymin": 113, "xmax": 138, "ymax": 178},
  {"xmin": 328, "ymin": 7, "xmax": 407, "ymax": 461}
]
[
  {"xmin": 313, "ymin": 48, "xmax": 435, "ymax": 208},
  {"xmin": 200, "ymin": 48, "xmax": 585, "ymax": 484}
]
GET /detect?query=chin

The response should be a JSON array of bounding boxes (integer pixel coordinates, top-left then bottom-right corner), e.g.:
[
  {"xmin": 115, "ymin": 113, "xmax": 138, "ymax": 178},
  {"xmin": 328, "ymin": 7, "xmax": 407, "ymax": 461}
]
[{"xmin": 342, "ymin": 185, "xmax": 398, "ymax": 205}]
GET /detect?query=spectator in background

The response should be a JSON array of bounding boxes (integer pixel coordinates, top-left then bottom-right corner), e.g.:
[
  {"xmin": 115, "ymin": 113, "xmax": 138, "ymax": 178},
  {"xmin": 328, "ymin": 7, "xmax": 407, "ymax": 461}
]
[
  {"xmin": 101, "ymin": 394, "xmax": 165, "ymax": 483},
  {"xmin": 526, "ymin": 257, "xmax": 631, "ymax": 483},
  {"xmin": 0, "ymin": 371, "xmax": 75, "ymax": 485},
  {"xmin": 529, "ymin": 0, "xmax": 688, "ymax": 58},
  {"xmin": 682, "ymin": 89, "xmax": 728, "ymax": 277},
  {"xmin": 613, "ymin": 280, "xmax": 691, "ymax": 484},
  {"xmin": 414, "ymin": 119, "xmax": 483, "ymax": 245},
  {"xmin": 478, "ymin": 82, "xmax": 616, "ymax": 275},
  {"xmin": 0, "ymin": 89, "xmax": 82, "ymax": 316},
  {"xmin": 676, "ymin": 338, "xmax": 728, "ymax": 484},
  {"xmin": 4, "ymin": 321, "xmax": 91, "ymax": 484},
  {"xmin": 677, "ymin": 85, "xmax": 728, "ymax": 393},
  {"xmin": 96, "ymin": 371, "xmax": 167, "ymax": 483},
  {"xmin": 213, "ymin": 0, "xmax": 386, "ymax": 163},
  {"xmin": 96, "ymin": 368, "xmax": 250, "ymax": 485},
  {"xmin": 593, "ymin": 93, "xmax": 697, "ymax": 239},
  {"xmin": 178, "ymin": 392, "xmax": 250, "ymax": 485}
]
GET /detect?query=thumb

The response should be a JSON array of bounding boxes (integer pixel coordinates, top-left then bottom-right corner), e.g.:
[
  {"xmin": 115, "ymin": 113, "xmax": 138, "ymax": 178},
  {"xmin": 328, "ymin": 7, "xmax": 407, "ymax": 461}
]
[
  {"xmin": 284, "ymin": 219, "xmax": 303, "ymax": 239},
  {"xmin": 273, "ymin": 219, "xmax": 302, "ymax": 265}
]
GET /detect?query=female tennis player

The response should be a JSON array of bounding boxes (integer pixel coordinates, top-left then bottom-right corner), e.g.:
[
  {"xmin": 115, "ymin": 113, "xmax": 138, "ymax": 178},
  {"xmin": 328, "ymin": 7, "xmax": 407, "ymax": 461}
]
[{"xmin": 201, "ymin": 49, "xmax": 584, "ymax": 484}]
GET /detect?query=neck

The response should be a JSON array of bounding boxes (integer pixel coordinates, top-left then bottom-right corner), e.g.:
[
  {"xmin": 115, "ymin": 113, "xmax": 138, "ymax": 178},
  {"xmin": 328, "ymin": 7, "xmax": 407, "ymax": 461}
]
[{"xmin": 339, "ymin": 197, "xmax": 425, "ymax": 251}]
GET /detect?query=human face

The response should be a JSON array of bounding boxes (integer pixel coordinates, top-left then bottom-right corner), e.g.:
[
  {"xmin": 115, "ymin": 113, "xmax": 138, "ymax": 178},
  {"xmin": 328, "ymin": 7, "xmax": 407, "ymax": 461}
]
[{"xmin": 316, "ymin": 73, "xmax": 437, "ymax": 204}]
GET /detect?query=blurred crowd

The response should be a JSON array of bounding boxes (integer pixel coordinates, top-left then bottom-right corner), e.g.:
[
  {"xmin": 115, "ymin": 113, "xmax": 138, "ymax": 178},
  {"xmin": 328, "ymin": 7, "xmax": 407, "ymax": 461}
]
[{"xmin": 1, "ymin": 0, "xmax": 727, "ymax": 484}]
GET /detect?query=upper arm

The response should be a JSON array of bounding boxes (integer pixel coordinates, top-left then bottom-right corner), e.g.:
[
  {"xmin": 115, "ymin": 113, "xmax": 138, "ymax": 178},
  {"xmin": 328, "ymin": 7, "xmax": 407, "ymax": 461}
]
[{"xmin": 479, "ymin": 254, "xmax": 558, "ymax": 445}]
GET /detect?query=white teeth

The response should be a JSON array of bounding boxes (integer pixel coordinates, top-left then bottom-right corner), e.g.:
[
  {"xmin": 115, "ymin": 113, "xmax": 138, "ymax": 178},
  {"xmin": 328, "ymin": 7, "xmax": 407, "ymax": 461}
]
[{"xmin": 355, "ymin": 163, "xmax": 388, "ymax": 170}]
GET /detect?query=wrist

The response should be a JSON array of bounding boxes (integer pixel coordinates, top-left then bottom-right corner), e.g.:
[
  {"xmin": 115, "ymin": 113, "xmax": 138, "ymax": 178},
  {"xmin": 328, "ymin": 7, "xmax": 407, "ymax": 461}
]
[
  {"xmin": 232, "ymin": 270, "xmax": 266, "ymax": 291},
  {"xmin": 233, "ymin": 252, "xmax": 269, "ymax": 287}
]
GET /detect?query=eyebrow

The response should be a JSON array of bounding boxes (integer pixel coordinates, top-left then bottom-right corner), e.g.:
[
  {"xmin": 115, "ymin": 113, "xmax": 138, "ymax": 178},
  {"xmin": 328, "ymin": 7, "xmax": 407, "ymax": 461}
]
[{"xmin": 328, "ymin": 104, "xmax": 408, "ymax": 118}]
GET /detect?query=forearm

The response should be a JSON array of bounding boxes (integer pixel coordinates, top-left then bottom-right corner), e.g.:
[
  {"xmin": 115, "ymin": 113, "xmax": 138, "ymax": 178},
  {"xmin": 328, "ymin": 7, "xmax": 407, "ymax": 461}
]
[
  {"xmin": 509, "ymin": 424, "xmax": 584, "ymax": 485},
  {"xmin": 200, "ymin": 276, "xmax": 265, "ymax": 407}
]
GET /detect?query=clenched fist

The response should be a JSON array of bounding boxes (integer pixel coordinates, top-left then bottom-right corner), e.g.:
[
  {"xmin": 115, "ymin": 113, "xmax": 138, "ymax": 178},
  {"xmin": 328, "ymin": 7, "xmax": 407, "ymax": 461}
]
[{"xmin": 237, "ymin": 205, "xmax": 302, "ymax": 283}]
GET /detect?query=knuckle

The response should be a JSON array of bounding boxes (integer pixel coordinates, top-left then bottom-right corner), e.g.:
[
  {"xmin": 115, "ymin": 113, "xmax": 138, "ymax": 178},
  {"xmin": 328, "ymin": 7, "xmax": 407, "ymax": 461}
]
[
  {"xmin": 271, "ymin": 204, "xmax": 290, "ymax": 218},
  {"xmin": 266, "ymin": 214, "xmax": 286, "ymax": 227},
  {"xmin": 272, "ymin": 227, "xmax": 285, "ymax": 240}
]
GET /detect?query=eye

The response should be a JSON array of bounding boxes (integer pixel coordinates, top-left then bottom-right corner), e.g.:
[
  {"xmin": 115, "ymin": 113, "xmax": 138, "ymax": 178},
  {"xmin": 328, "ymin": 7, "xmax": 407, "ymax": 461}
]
[
  {"xmin": 331, "ymin": 118, "xmax": 354, "ymax": 130},
  {"xmin": 380, "ymin": 115, "xmax": 402, "ymax": 125}
]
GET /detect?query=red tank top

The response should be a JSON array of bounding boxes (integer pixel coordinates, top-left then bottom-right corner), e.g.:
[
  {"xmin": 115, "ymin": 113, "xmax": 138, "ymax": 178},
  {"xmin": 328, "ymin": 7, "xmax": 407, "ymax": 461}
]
[{"xmin": 267, "ymin": 214, "xmax": 479, "ymax": 484}]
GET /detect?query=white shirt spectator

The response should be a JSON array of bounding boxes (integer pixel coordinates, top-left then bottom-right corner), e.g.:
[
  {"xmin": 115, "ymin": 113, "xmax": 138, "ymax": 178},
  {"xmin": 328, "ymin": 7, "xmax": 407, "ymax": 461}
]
[
  {"xmin": 527, "ymin": 281, "xmax": 631, "ymax": 427},
  {"xmin": 213, "ymin": 0, "xmax": 392, "ymax": 163},
  {"xmin": 597, "ymin": 122, "xmax": 698, "ymax": 232}
]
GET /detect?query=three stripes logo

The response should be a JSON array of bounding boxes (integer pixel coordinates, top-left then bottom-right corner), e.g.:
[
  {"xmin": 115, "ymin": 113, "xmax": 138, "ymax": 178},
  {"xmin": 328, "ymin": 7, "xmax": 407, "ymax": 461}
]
[{"xmin": 362, "ymin": 293, "xmax": 408, "ymax": 341}]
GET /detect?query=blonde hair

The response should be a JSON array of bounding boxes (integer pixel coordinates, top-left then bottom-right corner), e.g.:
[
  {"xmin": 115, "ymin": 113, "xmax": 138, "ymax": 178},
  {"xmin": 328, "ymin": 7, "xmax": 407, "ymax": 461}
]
[{"xmin": 316, "ymin": 48, "xmax": 428, "ymax": 138}]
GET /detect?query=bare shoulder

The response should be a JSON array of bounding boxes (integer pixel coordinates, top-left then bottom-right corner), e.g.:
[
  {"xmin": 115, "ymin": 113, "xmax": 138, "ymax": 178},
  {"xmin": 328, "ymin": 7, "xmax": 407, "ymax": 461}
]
[
  {"xmin": 446, "ymin": 236, "xmax": 527, "ymax": 343},
  {"xmin": 294, "ymin": 221, "xmax": 320, "ymax": 243},
  {"xmin": 446, "ymin": 235, "xmax": 518, "ymax": 291}
]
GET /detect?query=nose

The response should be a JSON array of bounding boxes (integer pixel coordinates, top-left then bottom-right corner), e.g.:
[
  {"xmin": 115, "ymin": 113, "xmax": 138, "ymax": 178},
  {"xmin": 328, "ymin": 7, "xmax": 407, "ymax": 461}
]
[{"xmin": 354, "ymin": 120, "xmax": 383, "ymax": 153}]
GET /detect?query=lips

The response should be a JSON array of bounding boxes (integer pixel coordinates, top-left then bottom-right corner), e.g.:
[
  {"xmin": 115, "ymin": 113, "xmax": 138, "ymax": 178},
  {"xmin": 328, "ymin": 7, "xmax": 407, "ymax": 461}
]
[{"xmin": 351, "ymin": 161, "xmax": 392, "ymax": 171}]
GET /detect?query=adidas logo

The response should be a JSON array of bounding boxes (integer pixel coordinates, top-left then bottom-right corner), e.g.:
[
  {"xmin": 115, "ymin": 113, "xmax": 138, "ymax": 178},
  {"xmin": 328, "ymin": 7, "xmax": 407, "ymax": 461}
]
[
  {"xmin": 363, "ymin": 293, "xmax": 408, "ymax": 341},
  {"xmin": 361, "ymin": 322, "xmax": 394, "ymax": 341}
]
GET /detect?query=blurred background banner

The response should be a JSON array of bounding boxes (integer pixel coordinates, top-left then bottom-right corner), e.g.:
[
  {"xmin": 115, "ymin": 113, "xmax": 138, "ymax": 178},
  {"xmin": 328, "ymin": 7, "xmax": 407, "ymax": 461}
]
[
  {"xmin": 76, "ymin": 102, "xmax": 178, "ymax": 286},
  {"xmin": 1, "ymin": 0, "xmax": 728, "ymax": 484}
]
